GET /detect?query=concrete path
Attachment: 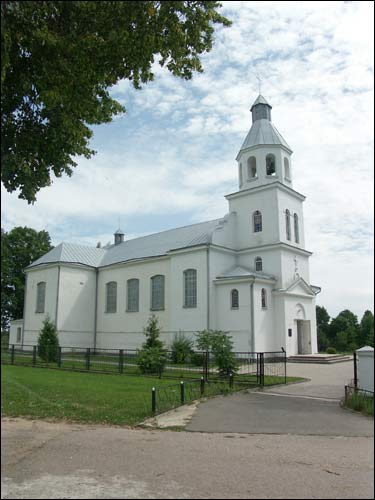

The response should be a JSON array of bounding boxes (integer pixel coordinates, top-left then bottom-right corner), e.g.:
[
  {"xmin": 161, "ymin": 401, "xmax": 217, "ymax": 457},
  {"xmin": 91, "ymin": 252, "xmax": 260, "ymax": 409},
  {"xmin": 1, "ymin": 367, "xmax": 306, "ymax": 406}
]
[
  {"xmin": 1, "ymin": 418, "xmax": 374, "ymax": 499},
  {"xmin": 186, "ymin": 360, "xmax": 374, "ymax": 436}
]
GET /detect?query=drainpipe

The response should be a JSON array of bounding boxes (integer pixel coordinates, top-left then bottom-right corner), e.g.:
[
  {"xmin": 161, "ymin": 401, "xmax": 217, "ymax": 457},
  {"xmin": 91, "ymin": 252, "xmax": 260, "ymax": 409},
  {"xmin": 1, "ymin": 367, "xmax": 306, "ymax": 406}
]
[
  {"xmin": 21, "ymin": 272, "xmax": 28, "ymax": 347},
  {"xmin": 250, "ymin": 278, "xmax": 255, "ymax": 352},
  {"xmin": 206, "ymin": 246, "xmax": 210, "ymax": 330},
  {"xmin": 93, "ymin": 268, "xmax": 99, "ymax": 350},
  {"xmin": 55, "ymin": 265, "xmax": 61, "ymax": 328}
]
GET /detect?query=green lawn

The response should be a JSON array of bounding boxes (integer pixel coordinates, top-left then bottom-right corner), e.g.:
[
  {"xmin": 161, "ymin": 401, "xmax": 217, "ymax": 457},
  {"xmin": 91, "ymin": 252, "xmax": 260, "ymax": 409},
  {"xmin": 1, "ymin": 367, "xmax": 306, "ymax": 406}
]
[
  {"xmin": 1, "ymin": 365, "xmax": 303, "ymax": 426},
  {"xmin": 1, "ymin": 365, "xmax": 173, "ymax": 426}
]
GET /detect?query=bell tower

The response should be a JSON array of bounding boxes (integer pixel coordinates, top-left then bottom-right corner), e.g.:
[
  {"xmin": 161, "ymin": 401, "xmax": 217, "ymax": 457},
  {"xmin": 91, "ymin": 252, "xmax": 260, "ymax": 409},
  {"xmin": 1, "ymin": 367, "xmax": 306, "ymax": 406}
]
[{"xmin": 236, "ymin": 95, "xmax": 293, "ymax": 191}]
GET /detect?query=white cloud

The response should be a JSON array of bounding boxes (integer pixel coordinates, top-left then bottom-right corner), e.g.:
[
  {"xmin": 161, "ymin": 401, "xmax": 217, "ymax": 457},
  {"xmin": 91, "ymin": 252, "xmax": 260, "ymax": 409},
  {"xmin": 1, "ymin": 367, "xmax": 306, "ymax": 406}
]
[{"xmin": 2, "ymin": 0, "xmax": 373, "ymax": 318}]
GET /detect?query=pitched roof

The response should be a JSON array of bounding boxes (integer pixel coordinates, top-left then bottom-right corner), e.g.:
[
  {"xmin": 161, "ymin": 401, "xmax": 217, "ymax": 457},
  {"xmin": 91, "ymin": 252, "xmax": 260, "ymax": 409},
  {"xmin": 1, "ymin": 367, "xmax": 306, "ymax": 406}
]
[
  {"xmin": 236, "ymin": 119, "xmax": 292, "ymax": 159},
  {"xmin": 27, "ymin": 219, "xmax": 222, "ymax": 270},
  {"xmin": 216, "ymin": 265, "xmax": 276, "ymax": 281},
  {"xmin": 250, "ymin": 94, "xmax": 272, "ymax": 110}
]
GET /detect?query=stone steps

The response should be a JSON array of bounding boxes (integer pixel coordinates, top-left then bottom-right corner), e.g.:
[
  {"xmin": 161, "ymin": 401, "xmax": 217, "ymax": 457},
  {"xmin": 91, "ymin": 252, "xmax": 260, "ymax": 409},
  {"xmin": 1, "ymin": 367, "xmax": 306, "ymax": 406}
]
[{"xmin": 287, "ymin": 354, "xmax": 352, "ymax": 364}]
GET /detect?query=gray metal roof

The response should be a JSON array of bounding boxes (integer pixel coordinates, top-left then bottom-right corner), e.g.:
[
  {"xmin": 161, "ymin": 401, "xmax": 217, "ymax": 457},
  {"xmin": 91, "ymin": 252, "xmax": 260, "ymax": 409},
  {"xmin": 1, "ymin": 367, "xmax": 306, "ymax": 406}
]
[
  {"xmin": 250, "ymin": 94, "xmax": 272, "ymax": 110},
  {"xmin": 216, "ymin": 265, "xmax": 276, "ymax": 281},
  {"xmin": 237, "ymin": 119, "xmax": 292, "ymax": 159},
  {"xmin": 27, "ymin": 219, "xmax": 222, "ymax": 270}
]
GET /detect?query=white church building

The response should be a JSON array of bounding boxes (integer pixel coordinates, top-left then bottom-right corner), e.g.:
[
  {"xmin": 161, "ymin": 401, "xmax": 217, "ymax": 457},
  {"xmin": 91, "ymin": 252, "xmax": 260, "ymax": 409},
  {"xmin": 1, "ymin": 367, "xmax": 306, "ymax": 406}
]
[{"xmin": 10, "ymin": 95, "xmax": 320, "ymax": 355}]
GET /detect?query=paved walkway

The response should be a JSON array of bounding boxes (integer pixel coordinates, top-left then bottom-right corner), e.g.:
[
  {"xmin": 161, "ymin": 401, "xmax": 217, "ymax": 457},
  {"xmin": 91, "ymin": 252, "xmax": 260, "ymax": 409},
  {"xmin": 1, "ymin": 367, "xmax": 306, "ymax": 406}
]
[{"xmin": 186, "ymin": 361, "xmax": 374, "ymax": 436}]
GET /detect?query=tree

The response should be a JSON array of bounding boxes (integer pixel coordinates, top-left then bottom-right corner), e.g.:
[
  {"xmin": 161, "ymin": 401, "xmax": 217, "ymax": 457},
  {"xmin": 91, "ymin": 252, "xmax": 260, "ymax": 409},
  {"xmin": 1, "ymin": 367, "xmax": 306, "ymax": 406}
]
[
  {"xmin": 328, "ymin": 309, "xmax": 360, "ymax": 352},
  {"xmin": 316, "ymin": 305, "xmax": 330, "ymax": 352},
  {"xmin": 358, "ymin": 310, "xmax": 374, "ymax": 347},
  {"xmin": 1, "ymin": 1, "xmax": 231, "ymax": 203},
  {"xmin": 137, "ymin": 315, "xmax": 167, "ymax": 375},
  {"xmin": 37, "ymin": 315, "xmax": 59, "ymax": 362},
  {"xmin": 1, "ymin": 226, "xmax": 53, "ymax": 330},
  {"xmin": 195, "ymin": 329, "xmax": 238, "ymax": 376}
]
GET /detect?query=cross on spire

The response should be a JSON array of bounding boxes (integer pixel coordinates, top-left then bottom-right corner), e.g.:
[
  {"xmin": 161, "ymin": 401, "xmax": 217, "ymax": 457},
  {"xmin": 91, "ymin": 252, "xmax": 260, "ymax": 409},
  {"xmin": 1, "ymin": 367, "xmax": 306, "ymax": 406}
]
[{"xmin": 255, "ymin": 73, "xmax": 263, "ymax": 95}]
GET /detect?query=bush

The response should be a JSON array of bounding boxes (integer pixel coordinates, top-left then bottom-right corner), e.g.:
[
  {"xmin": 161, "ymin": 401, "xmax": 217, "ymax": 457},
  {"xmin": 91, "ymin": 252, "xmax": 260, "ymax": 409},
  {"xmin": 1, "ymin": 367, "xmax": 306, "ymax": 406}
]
[
  {"xmin": 37, "ymin": 316, "xmax": 59, "ymax": 362},
  {"xmin": 190, "ymin": 352, "xmax": 205, "ymax": 367},
  {"xmin": 137, "ymin": 315, "xmax": 167, "ymax": 376},
  {"xmin": 170, "ymin": 333, "xmax": 194, "ymax": 364},
  {"xmin": 137, "ymin": 347, "xmax": 168, "ymax": 376},
  {"xmin": 326, "ymin": 347, "xmax": 336, "ymax": 354},
  {"xmin": 195, "ymin": 329, "xmax": 238, "ymax": 376}
]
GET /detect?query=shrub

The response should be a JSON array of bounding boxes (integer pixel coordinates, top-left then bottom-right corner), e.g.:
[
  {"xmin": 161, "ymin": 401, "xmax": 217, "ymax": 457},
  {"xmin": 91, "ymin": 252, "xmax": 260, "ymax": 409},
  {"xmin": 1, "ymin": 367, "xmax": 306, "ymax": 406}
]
[
  {"xmin": 137, "ymin": 315, "xmax": 167, "ymax": 376},
  {"xmin": 195, "ymin": 329, "xmax": 238, "ymax": 376},
  {"xmin": 170, "ymin": 333, "xmax": 194, "ymax": 364},
  {"xmin": 137, "ymin": 347, "xmax": 168, "ymax": 376},
  {"xmin": 37, "ymin": 315, "xmax": 59, "ymax": 362},
  {"xmin": 326, "ymin": 347, "xmax": 336, "ymax": 354},
  {"xmin": 190, "ymin": 352, "xmax": 205, "ymax": 367}
]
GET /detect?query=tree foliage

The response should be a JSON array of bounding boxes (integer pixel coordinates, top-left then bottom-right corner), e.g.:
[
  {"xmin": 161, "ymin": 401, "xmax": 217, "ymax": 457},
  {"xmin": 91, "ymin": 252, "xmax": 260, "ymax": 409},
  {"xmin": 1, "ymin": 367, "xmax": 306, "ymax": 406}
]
[
  {"xmin": 195, "ymin": 329, "xmax": 238, "ymax": 376},
  {"xmin": 137, "ymin": 315, "xmax": 167, "ymax": 375},
  {"xmin": 316, "ymin": 305, "xmax": 330, "ymax": 352},
  {"xmin": 359, "ymin": 310, "xmax": 374, "ymax": 347},
  {"xmin": 37, "ymin": 315, "xmax": 59, "ymax": 362},
  {"xmin": 1, "ymin": 1, "xmax": 231, "ymax": 203},
  {"xmin": 1, "ymin": 226, "xmax": 53, "ymax": 330}
]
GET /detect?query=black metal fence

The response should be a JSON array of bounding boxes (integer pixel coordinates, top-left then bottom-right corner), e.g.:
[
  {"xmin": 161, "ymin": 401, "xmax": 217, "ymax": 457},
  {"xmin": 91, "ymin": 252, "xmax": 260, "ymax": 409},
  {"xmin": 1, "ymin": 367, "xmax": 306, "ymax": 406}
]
[
  {"xmin": 2, "ymin": 344, "xmax": 286, "ymax": 385},
  {"xmin": 344, "ymin": 385, "xmax": 374, "ymax": 416}
]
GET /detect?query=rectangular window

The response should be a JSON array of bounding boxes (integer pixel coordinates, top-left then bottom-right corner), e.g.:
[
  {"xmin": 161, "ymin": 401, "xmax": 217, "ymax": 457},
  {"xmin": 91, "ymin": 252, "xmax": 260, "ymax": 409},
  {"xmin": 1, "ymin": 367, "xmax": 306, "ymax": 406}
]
[
  {"xmin": 106, "ymin": 282, "xmax": 117, "ymax": 313},
  {"xmin": 184, "ymin": 269, "xmax": 197, "ymax": 308},
  {"xmin": 127, "ymin": 279, "xmax": 139, "ymax": 312},
  {"xmin": 16, "ymin": 327, "xmax": 21, "ymax": 343},
  {"xmin": 36, "ymin": 282, "xmax": 46, "ymax": 313},
  {"xmin": 151, "ymin": 275, "xmax": 165, "ymax": 311}
]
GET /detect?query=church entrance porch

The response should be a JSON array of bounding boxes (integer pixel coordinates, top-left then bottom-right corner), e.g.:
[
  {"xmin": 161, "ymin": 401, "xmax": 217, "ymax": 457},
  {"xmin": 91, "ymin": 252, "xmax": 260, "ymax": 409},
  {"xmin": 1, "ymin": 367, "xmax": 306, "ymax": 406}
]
[{"xmin": 297, "ymin": 319, "xmax": 311, "ymax": 354}]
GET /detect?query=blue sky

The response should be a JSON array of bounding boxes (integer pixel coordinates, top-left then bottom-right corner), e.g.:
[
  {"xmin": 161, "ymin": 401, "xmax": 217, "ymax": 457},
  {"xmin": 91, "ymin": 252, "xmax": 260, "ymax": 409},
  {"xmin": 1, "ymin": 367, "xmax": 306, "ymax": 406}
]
[{"xmin": 2, "ymin": 1, "xmax": 374, "ymax": 319}]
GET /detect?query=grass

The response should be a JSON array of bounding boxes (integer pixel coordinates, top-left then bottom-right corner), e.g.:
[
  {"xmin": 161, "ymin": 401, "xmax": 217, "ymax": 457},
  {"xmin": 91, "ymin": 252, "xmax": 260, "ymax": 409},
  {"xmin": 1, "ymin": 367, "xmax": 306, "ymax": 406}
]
[
  {"xmin": 344, "ymin": 389, "xmax": 374, "ymax": 417},
  {"xmin": 1, "ymin": 365, "xmax": 173, "ymax": 426},
  {"xmin": 1, "ymin": 365, "xmax": 304, "ymax": 426}
]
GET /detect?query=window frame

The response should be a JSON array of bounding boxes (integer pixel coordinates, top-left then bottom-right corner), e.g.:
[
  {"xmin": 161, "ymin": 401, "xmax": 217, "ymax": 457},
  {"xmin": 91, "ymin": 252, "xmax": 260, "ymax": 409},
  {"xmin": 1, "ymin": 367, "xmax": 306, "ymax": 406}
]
[
  {"xmin": 253, "ymin": 210, "xmax": 262, "ymax": 233},
  {"xmin": 126, "ymin": 278, "xmax": 139, "ymax": 312},
  {"xmin": 105, "ymin": 281, "xmax": 117, "ymax": 313},
  {"xmin": 247, "ymin": 156, "xmax": 257, "ymax": 179},
  {"xmin": 285, "ymin": 209, "xmax": 291, "ymax": 241},
  {"xmin": 231, "ymin": 289, "xmax": 239, "ymax": 309},
  {"xmin": 150, "ymin": 274, "xmax": 165, "ymax": 311},
  {"xmin": 261, "ymin": 288, "xmax": 267, "ymax": 309},
  {"xmin": 255, "ymin": 257, "xmax": 262, "ymax": 272},
  {"xmin": 35, "ymin": 281, "xmax": 46, "ymax": 313},
  {"xmin": 183, "ymin": 269, "xmax": 197, "ymax": 308},
  {"xmin": 294, "ymin": 213, "xmax": 299, "ymax": 244},
  {"xmin": 284, "ymin": 157, "xmax": 291, "ymax": 179},
  {"xmin": 266, "ymin": 153, "xmax": 276, "ymax": 176}
]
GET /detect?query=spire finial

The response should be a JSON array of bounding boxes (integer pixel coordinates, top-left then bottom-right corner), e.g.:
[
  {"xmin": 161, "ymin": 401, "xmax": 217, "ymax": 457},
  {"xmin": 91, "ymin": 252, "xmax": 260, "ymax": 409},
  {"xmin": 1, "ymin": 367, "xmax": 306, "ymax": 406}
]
[{"xmin": 255, "ymin": 73, "xmax": 263, "ymax": 95}]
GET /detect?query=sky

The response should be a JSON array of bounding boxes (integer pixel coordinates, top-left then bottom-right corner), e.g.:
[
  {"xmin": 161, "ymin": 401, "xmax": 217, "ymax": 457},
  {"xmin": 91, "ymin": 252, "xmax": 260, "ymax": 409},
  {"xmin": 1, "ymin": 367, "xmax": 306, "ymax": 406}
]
[{"xmin": 1, "ymin": 0, "xmax": 374, "ymax": 319}]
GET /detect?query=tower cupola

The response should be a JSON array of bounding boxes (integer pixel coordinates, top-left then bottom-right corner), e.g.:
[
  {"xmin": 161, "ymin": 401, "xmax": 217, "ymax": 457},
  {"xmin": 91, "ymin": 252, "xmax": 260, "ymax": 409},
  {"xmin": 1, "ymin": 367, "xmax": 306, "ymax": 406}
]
[
  {"xmin": 250, "ymin": 95, "xmax": 272, "ymax": 123},
  {"xmin": 114, "ymin": 228, "xmax": 125, "ymax": 245}
]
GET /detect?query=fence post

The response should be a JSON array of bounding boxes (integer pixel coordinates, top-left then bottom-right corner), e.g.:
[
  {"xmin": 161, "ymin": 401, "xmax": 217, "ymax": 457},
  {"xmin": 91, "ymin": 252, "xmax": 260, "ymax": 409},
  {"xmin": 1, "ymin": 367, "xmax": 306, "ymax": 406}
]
[
  {"xmin": 46, "ymin": 344, "xmax": 49, "ymax": 366},
  {"xmin": 284, "ymin": 350, "xmax": 287, "ymax": 384},
  {"xmin": 344, "ymin": 385, "xmax": 348, "ymax": 401},
  {"xmin": 256, "ymin": 353, "xmax": 259, "ymax": 384},
  {"xmin": 86, "ymin": 348, "xmax": 90, "ymax": 370},
  {"xmin": 57, "ymin": 347, "xmax": 62, "ymax": 368},
  {"xmin": 353, "ymin": 351, "xmax": 358, "ymax": 388},
  {"xmin": 229, "ymin": 372, "xmax": 233, "ymax": 389},
  {"xmin": 180, "ymin": 381, "xmax": 185, "ymax": 404},
  {"xmin": 204, "ymin": 351, "xmax": 209, "ymax": 381},
  {"xmin": 200, "ymin": 377, "xmax": 205, "ymax": 396},
  {"xmin": 260, "ymin": 353, "xmax": 264, "ymax": 386},
  {"xmin": 152, "ymin": 387, "xmax": 156, "ymax": 414},
  {"xmin": 119, "ymin": 349, "xmax": 124, "ymax": 374},
  {"xmin": 11, "ymin": 345, "xmax": 15, "ymax": 365},
  {"xmin": 32, "ymin": 345, "xmax": 37, "ymax": 366}
]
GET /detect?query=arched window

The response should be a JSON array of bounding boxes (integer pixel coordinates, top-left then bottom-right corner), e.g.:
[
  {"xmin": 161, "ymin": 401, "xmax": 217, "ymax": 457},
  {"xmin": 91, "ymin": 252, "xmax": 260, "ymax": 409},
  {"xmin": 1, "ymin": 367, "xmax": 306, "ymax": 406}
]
[
  {"xmin": 247, "ymin": 156, "xmax": 257, "ymax": 178},
  {"xmin": 266, "ymin": 154, "xmax": 276, "ymax": 176},
  {"xmin": 184, "ymin": 269, "xmax": 197, "ymax": 308},
  {"xmin": 261, "ymin": 288, "xmax": 267, "ymax": 309},
  {"xmin": 285, "ymin": 209, "xmax": 291, "ymax": 241},
  {"xmin": 105, "ymin": 281, "xmax": 117, "ymax": 313},
  {"xmin": 284, "ymin": 157, "xmax": 290, "ymax": 179},
  {"xmin": 253, "ymin": 210, "xmax": 262, "ymax": 232},
  {"xmin": 231, "ymin": 289, "xmax": 239, "ymax": 309},
  {"xmin": 151, "ymin": 275, "xmax": 165, "ymax": 311},
  {"xmin": 255, "ymin": 257, "xmax": 262, "ymax": 272},
  {"xmin": 294, "ymin": 213, "xmax": 299, "ymax": 244},
  {"xmin": 127, "ymin": 279, "xmax": 139, "ymax": 312},
  {"xmin": 36, "ymin": 282, "xmax": 46, "ymax": 313},
  {"xmin": 239, "ymin": 163, "xmax": 243, "ymax": 187}
]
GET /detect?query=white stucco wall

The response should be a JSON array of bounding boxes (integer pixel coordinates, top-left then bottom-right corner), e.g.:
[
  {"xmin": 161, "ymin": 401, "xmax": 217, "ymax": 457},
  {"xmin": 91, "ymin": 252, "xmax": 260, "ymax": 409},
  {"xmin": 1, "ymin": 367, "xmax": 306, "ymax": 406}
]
[
  {"xmin": 282, "ymin": 293, "xmax": 318, "ymax": 355},
  {"xmin": 23, "ymin": 266, "xmax": 59, "ymax": 345},
  {"xmin": 56, "ymin": 266, "xmax": 97, "ymax": 347},
  {"xmin": 9, "ymin": 319, "xmax": 23, "ymax": 345},
  {"xmin": 253, "ymin": 281, "xmax": 276, "ymax": 352},
  {"xmin": 276, "ymin": 188, "xmax": 305, "ymax": 248}
]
